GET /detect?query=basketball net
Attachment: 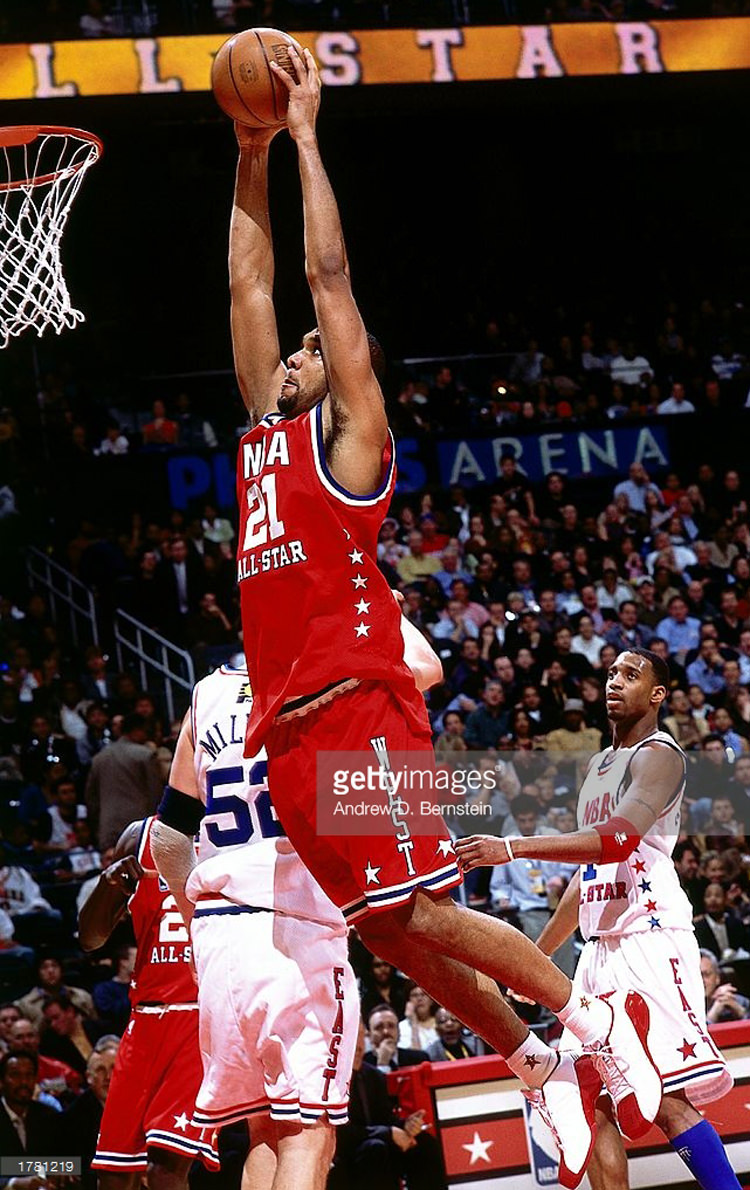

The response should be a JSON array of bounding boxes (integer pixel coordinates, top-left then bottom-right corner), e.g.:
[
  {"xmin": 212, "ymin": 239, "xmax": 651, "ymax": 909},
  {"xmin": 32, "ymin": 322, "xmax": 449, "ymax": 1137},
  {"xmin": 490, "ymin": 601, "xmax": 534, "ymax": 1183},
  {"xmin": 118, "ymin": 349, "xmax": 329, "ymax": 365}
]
[{"xmin": 0, "ymin": 126, "xmax": 102, "ymax": 349}]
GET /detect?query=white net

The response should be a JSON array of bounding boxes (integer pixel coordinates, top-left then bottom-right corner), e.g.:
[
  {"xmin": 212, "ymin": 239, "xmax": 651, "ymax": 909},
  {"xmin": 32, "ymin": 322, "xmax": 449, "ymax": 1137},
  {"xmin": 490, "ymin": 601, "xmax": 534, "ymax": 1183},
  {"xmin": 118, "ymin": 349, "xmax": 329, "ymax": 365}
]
[{"xmin": 0, "ymin": 126, "xmax": 102, "ymax": 349}]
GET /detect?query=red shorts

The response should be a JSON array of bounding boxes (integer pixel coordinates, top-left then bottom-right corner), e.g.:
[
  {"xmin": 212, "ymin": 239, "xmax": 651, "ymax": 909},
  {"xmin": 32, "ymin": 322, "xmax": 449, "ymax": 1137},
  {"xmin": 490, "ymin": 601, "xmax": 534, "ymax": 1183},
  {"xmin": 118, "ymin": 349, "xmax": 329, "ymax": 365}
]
[
  {"xmin": 92, "ymin": 1007, "xmax": 220, "ymax": 1173},
  {"xmin": 266, "ymin": 680, "xmax": 462, "ymax": 923}
]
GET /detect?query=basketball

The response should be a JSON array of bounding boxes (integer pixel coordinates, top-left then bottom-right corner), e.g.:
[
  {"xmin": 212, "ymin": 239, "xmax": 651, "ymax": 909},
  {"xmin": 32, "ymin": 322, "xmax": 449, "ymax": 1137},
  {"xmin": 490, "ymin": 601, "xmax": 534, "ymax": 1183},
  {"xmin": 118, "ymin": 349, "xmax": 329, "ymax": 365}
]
[{"xmin": 211, "ymin": 28, "xmax": 302, "ymax": 129}]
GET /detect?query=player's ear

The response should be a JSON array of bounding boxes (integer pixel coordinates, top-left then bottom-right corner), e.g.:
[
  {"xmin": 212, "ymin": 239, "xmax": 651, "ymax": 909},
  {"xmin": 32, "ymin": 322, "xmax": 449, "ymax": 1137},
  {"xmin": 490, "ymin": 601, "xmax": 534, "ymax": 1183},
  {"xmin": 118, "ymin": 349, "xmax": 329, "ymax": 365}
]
[{"xmin": 651, "ymin": 684, "xmax": 667, "ymax": 706}]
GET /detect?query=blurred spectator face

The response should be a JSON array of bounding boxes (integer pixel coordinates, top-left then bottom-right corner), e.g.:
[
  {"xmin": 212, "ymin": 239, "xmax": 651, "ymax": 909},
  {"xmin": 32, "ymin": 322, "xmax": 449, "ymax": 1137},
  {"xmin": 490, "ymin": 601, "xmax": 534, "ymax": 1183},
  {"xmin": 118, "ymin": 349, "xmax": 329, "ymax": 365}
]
[
  {"xmin": 451, "ymin": 581, "xmax": 469, "ymax": 604},
  {"xmin": 43, "ymin": 1001, "xmax": 77, "ymax": 1037},
  {"xmin": 443, "ymin": 713, "xmax": 464, "ymax": 737},
  {"xmin": 513, "ymin": 808, "xmax": 538, "ymax": 836},
  {"xmin": 702, "ymin": 855, "xmax": 727, "ymax": 883},
  {"xmin": 720, "ymin": 591, "xmax": 738, "ymax": 617},
  {"xmin": 689, "ymin": 685, "xmax": 706, "ymax": 710},
  {"xmin": 30, "ymin": 715, "xmax": 51, "ymax": 741},
  {"xmin": 581, "ymin": 677, "xmax": 601, "ymax": 704},
  {"xmin": 446, "ymin": 599, "xmax": 464, "ymax": 623},
  {"xmin": 0, "ymin": 1005, "xmax": 21, "ymax": 1045},
  {"xmin": 1, "ymin": 1055, "xmax": 36, "ymax": 1113},
  {"xmin": 368, "ymin": 1008, "xmax": 399, "ymax": 1047},
  {"xmin": 703, "ymin": 739, "xmax": 725, "ymax": 766},
  {"xmin": 494, "ymin": 658, "xmax": 514, "ymax": 684},
  {"xmin": 700, "ymin": 640, "xmax": 720, "ymax": 664},
  {"xmin": 547, "ymin": 661, "xmax": 565, "ymax": 683},
  {"xmin": 581, "ymin": 586, "xmax": 598, "ymax": 611},
  {"xmin": 618, "ymin": 603, "xmax": 638, "ymax": 629},
  {"xmin": 550, "ymin": 553, "xmax": 568, "ymax": 575},
  {"xmin": 435, "ymin": 1009, "xmax": 463, "ymax": 1046},
  {"xmin": 724, "ymin": 470, "xmax": 740, "ymax": 492},
  {"xmin": 578, "ymin": 615, "xmax": 595, "ymax": 640},
  {"xmin": 441, "ymin": 549, "xmax": 459, "ymax": 572},
  {"xmin": 555, "ymin": 628, "xmax": 572, "ymax": 652},
  {"xmin": 73, "ymin": 821, "xmax": 94, "ymax": 847},
  {"xmin": 686, "ymin": 581, "xmax": 704, "ymax": 605},
  {"xmin": 9, "ymin": 1019, "xmax": 40, "ymax": 1054},
  {"xmin": 171, "ymin": 538, "xmax": 188, "ymax": 564},
  {"xmin": 700, "ymin": 955, "xmax": 720, "ymax": 998},
  {"xmin": 86, "ymin": 705, "xmax": 108, "ymax": 732},
  {"xmin": 734, "ymin": 757, "xmax": 750, "ymax": 787},
  {"xmin": 461, "ymin": 641, "xmax": 480, "ymax": 663},
  {"xmin": 539, "ymin": 591, "xmax": 556, "ymax": 615},
  {"xmin": 488, "ymin": 602, "xmax": 505, "ymax": 625},
  {"xmin": 668, "ymin": 598, "xmax": 688, "ymax": 623},
  {"xmin": 87, "ymin": 1047, "xmax": 117, "ymax": 1105},
  {"xmin": 674, "ymin": 847, "xmax": 699, "ymax": 880},
  {"xmin": 710, "ymin": 801, "xmax": 735, "ymax": 828},
  {"xmin": 713, "ymin": 709, "xmax": 734, "ymax": 734},
  {"xmin": 515, "ymin": 648, "xmax": 535, "ymax": 672},
  {"xmin": 555, "ymin": 809, "xmax": 576, "ymax": 833},
  {"xmin": 483, "ymin": 682, "xmax": 504, "ymax": 709},
  {"xmin": 39, "ymin": 958, "xmax": 63, "ymax": 990},
  {"xmin": 513, "ymin": 561, "xmax": 531, "ymax": 586},
  {"xmin": 522, "ymin": 686, "xmax": 541, "ymax": 711},
  {"xmin": 670, "ymin": 690, "xmax": 689, "ymax": 714},
  {"xmin": 407, "ymin": 987, "xmax": 433, "ymax": 1021},
  {"xmin": 370, "ymin": 958, "xmax": 395, "ymax": 987}
]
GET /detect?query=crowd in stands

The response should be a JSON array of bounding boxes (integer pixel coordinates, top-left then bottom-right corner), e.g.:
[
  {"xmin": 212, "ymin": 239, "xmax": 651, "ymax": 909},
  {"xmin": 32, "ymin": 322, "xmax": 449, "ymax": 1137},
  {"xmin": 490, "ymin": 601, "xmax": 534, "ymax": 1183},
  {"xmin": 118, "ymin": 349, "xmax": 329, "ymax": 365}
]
[
  {"xmin": 2, "ymin": 0, "xmax": 746, "ymax": 44},
  {"xmin": 1, "ymin": 284, "xmax": 750, "ymax": 1180}
]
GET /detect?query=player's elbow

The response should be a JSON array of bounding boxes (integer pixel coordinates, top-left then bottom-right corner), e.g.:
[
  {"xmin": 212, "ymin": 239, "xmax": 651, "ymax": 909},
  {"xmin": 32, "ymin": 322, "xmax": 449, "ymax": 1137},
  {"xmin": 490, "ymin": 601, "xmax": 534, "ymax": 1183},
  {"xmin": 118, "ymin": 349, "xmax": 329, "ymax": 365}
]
[
  {"xmin": 305, "ymin": 254, "xmax": 349, "ymax": 289},
  {"xmin": 416, "ymin": 655, "xmax": 444, "ymax": 693}
]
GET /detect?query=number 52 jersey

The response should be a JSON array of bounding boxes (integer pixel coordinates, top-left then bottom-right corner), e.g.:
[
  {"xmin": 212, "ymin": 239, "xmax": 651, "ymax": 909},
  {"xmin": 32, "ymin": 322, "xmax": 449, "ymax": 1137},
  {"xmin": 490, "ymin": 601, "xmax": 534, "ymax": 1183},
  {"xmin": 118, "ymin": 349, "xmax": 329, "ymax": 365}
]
[{"xmin": 185, "ymin": 663, "xmax": 345, "ymax": 931}]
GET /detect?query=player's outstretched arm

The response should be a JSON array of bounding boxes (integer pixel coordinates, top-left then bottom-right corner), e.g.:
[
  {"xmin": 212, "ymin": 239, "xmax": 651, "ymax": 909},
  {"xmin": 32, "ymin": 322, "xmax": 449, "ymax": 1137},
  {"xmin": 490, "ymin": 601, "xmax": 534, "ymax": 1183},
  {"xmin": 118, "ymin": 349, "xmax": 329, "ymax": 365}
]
[
  {"xmin": 457, "ymin": 743, "xmax": 684, "ymax": 870},
  {"xmin": 230, "ymin": 123, "xmax": 286, "ymax": 424},
  {"xmin": 78, "ymin": 820, "xmax": 143, "ymax": 952},
  {"xmin": 272, "ymin": 47, "xmax": 388, "ymax": 491},
  {"xmin": 151, "ymin": 711, "xmax": 203, "ymax": 930}
]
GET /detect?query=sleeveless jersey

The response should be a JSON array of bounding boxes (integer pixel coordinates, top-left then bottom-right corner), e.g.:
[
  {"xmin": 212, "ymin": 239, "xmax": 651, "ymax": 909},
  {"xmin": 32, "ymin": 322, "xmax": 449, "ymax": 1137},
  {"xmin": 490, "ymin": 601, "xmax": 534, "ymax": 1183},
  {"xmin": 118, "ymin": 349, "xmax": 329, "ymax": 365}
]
[
  {"xmin": 576, "ymin": 729, "xmax": 693, "ymax": 940},
  {"xmin": 236, "ymin": 405, "xmax": 421, "ymax": 754},
  {"xmin": 185, "ymin": 663, "xmax": 345, "ymax": 930},
  {"xmin": 128, "ymin": 817, "xmax": 196, "ymax": 1005}
]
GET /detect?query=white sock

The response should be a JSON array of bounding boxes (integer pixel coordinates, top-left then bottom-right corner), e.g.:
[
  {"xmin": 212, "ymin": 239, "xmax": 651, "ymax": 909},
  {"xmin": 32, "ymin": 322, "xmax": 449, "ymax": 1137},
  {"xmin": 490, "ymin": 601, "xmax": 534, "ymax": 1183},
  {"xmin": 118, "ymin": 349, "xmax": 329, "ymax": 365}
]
[
  {"xmin": 557, "ymin": 990, "xmax": 611, "ymax": 1046},
  {"xmin": 505, "ymin": 1032, "xmax": 559, "ymax": 1089}
]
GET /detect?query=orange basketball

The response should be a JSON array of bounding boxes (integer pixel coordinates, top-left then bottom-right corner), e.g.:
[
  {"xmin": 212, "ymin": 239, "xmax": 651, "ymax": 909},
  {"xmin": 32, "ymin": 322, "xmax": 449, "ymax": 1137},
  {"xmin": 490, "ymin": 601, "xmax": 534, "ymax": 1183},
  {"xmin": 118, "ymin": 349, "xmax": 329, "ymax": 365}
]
[{"xmin": 211, "ymin": 28, "xmax": 302, "ymax": 129}]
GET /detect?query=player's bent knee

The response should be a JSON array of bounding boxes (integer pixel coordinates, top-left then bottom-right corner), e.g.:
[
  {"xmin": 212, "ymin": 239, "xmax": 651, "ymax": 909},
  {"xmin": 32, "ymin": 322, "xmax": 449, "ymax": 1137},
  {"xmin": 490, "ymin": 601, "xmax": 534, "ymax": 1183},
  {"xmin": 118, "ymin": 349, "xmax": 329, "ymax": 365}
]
[{"xmin": 147, "ymin": 1147, "xmax": 193, "ymax": 1190}]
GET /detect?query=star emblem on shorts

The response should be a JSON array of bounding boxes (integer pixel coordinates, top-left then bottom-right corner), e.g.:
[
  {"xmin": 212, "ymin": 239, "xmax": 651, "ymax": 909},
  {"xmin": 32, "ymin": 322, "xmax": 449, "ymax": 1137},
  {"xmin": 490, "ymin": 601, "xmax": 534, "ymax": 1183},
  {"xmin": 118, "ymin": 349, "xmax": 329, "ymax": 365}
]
[
  {"xmin": 436, "ymin": 839, "xmax": 454, "ymax": 858},
  {"xmin": 364, "ymin": 860, "xmax": 381, "ymax": 885},
  {"xmin": 348, "ymin": 548, "xmax": 364, "ymax": 564},
  {"xmin": 639, "ymin": 879, "xmax": 652, "ymax": 893},
  {"xmin": 648, "ymin": 916, "xmax": 661, "ymax": 930},
  {"xmin": 352, "ymin": 574, "xmax": 368, "ymax": 589},
  {"xmin": 354, "ymin": 622, "xmax": 371, "ymax": 638},
  {"xmin": 579, "ymin": 996, "xmax": 591, "ymax": 1010},
  {"xmin": 632, "ymin": 858, "xmax": 646, "ymax": 873},
  {"xmin": 524, "ymin": 1054, "xmax": 541, "ymax": 1070},
  {"xmin": 645, "ymin": 899, "xmax": 657, "ymax": 912},
  {"xmin": 174, "ymin": 1112, "xmax": 190, "ymax": 1131},
  {"xmin": 678, "ymin": 1039, "xmax": 696, "ymax": 1061},
  {"xmin": 354, "ymin": 598, "xmax": 371, "ymax": 614}
]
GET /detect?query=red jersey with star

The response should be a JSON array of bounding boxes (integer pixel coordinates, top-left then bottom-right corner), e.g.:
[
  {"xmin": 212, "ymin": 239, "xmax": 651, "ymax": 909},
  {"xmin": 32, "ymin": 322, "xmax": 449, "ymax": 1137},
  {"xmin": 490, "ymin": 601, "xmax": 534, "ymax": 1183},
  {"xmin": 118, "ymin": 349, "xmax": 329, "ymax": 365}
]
[
  {"xmin": 576, "ymin": 730, "xmax": 692, "ymax": 940},
  {"xmin": 128, "ymin": 817, "xmax": 195, "ymax": 1006},
  {"xmin": 236, "ymin": 406, "xmax": 421, "ymax": 754}
]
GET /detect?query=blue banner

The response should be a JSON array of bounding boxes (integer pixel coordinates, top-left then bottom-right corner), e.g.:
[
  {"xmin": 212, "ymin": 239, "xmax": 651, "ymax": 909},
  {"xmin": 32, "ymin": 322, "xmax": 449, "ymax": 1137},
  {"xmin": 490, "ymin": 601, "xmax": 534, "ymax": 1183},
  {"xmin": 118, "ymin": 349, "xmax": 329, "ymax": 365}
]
[{"xmin": 436, "ymin": 425, "xmax": 670, "ymax": 488}]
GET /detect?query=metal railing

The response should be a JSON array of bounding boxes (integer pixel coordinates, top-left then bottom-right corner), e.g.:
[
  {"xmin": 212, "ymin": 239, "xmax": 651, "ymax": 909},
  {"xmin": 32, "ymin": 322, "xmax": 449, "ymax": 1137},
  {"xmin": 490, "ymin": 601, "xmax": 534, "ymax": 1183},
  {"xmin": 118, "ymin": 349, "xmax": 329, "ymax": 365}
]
[
  {"xmin": 26, "ymin": 547, "xmax": 99, "ymax": 650},
  {"xmin": 114, "ymin": 609, "xmax": 195, "ymax": 723}
]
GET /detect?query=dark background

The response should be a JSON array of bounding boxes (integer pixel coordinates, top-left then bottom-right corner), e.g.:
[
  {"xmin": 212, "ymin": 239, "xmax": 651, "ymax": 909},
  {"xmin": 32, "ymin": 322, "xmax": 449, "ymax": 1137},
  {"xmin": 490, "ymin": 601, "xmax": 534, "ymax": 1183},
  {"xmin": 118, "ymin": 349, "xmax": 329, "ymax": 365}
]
[{"xmin": 1, "ymin": 66, "xmax": 749, "ymax": 395}]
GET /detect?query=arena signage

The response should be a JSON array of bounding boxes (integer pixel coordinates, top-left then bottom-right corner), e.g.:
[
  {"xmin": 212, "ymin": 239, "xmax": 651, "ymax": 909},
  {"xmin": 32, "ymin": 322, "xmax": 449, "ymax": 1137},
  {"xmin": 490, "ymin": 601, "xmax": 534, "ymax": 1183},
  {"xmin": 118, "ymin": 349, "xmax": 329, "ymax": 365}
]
[
  {"xmin": 1, "ymin": 20, "xmax": 750, "ymax": 101},
  {"xmin": 436, "ymin": 424, "xmax": 669, "ymax": 487}
]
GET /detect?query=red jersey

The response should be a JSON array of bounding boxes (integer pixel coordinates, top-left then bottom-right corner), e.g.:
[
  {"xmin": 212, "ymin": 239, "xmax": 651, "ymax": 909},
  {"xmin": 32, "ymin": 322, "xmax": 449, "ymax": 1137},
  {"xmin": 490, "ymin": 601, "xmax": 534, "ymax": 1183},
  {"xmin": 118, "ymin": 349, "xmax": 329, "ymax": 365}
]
[
  {"xmin": 237, "ymin": 405, "xmax": 420, "ymax": 754},
  {"xmin": 128, "ymin": 818, "xmax": 195, "ymax": 1006}
]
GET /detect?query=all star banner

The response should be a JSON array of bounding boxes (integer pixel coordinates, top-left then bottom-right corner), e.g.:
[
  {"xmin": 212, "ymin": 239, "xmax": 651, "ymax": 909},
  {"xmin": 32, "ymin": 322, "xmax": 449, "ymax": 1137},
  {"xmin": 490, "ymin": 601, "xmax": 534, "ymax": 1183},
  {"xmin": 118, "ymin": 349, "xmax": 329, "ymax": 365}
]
[{"xmin": 1, "ymin": 20, "xmax": 750, "ymax": 102}]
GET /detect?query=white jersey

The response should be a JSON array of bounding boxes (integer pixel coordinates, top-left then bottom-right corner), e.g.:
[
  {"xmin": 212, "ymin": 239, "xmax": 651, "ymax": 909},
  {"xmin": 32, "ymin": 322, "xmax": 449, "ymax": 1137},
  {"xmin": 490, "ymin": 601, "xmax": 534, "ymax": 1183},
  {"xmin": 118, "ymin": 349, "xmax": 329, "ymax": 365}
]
[
  {"xmin": 576, "ymin": 729, "xmax": 692, "ymax": 940},
  {"xmin": 185, "ymin": 664, "xmax": 344, "ymax": 929}
]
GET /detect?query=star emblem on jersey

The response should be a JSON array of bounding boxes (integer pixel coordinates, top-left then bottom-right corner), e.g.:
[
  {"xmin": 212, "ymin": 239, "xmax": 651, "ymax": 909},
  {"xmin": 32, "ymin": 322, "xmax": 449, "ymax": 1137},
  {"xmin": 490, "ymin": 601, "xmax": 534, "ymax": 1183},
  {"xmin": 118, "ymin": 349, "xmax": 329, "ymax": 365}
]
[
  {"xmin": 678, "ymin": 1039, "xmax": 696, "ymax": 1061},
  {"xmin": 639, "ymin": 879, "xmax": 652, "ymax": 893},
  {"xmin": 348, "ymin": 548, "xmax": 364, "ymax": 564},
  {"xmin": 354, "ymin": 598, "xmax": 371, "ymax": 615},
  {"xmin": 354, "ymin": 621, "xmax": 371, "ymax": 638},
  {"xmin": 645, "ymin": 899, "xmax": 658, "ymax": 912},
  {"xmin": 174, "ymin": 1112, "xmax": 190, "ymax": 1131},
  {"xmin": 351, "ymin": 574, "xmax": 368, "ymax": 589},
  {"xmin": 462, "ymin": 1131, "xmax": 494, "ymax": 1165},
  {"xmin": 364, "ymin": 861, "xmax": 381, "ymax": 885},
  {"xmin": 632, "ymin": 858, "xmax": 646, "ymax": 873},
  {"xmin": 648, "ymin": 916, "xmax": 661, "ymax": 930},
  {"xmin": 436, "ymin": 839, "xmax": 454, "ymax": 858},
  {"xmin": 523, "ymin": 1054, "xmax": 541, "ymax": 1070}
]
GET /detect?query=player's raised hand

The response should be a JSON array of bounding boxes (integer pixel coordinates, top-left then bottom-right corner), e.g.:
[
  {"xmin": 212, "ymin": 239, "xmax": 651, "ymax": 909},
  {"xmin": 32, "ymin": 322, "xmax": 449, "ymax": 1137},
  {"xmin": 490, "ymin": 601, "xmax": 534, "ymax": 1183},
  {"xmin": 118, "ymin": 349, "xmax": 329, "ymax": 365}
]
[
  {"xmin": 104, "ymin": 854, "xmax": 145, "ymax": 895},
  {"xmin": 455, "ymin": 834, "xmax": 513, "ymax": 871},
  {"xmin": 269, "ymin": 46, "xmax": 321, "ymax": 142}
]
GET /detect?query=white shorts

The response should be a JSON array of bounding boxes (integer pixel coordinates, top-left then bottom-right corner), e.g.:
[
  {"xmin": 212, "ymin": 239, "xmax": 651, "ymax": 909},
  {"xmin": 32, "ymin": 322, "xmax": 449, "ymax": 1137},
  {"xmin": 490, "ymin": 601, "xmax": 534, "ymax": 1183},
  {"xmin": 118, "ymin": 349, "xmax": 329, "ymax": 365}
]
[
  {"xmin": 561, "ymin": 928, "xmax": 732, "ymax": 1106},
  {"xmin": 190, "ymin": 905, "xmax": 358, "ymax": 1127}
]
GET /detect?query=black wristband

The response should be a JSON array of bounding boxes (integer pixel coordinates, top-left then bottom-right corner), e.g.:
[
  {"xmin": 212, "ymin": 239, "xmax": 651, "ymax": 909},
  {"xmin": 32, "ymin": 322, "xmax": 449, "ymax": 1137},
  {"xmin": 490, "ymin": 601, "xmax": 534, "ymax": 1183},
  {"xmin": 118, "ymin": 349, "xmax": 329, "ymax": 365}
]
[{"xmin": 158, "ymin": 785, "xmax": 205, "ymax": 836}]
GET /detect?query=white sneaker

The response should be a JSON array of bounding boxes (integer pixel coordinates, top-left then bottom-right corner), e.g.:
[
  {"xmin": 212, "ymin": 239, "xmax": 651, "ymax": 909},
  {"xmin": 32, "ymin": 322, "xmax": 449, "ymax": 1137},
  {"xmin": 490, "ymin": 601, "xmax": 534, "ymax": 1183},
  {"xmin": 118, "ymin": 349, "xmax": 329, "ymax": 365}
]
[
  {"xmin": 585, "ymin": 990, "xmax": 662, "ymax": 1139},
  {"xmin": 524, "ymin": 1053, "xmax": 601, "ymax": 1189}
]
